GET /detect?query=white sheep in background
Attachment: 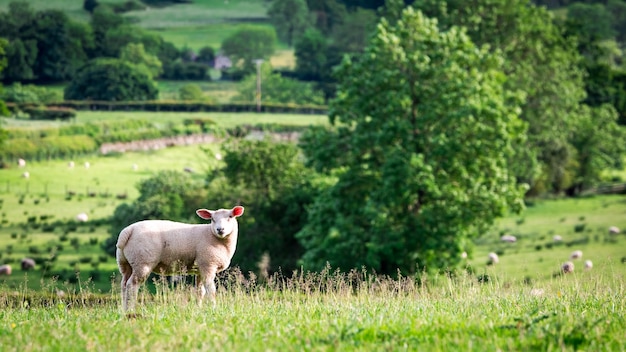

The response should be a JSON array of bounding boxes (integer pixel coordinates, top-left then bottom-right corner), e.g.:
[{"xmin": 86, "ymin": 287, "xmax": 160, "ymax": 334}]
[
  {"xmin": 0, "ymin": 264, "xmax": 12, "ymax": 275},
  {"xmin": 76, "ymin": 212, "xmax": 89, "ymax": 222},
  {"xmin": 570, "ymin": 250, "xmax": 583, "ymax": 260},
  {"xmin": 21, "ymin": 258, "xmax": 36, "ymax": 271},
  {"xmin": 584, "ymin": 260, "xmax": 593, "ymax": 270},
  {"xmin": 132, "ymin": 163, "xmax": 138, "ymax": 171},
  {"xmin": 84, "ymin": 162, "xmax": 90, "ymax": 169},
  {"xmin": 561, "ymin": 261, "xmax": 574, "ymax": 274},
  {"xmin": 608, "ymin": 226, "xmax": 620, "ymax": 235},
  {"xmin": 553, "ymin": 235, "xmax": 562, "ymax": 242},
  {"xmin": 116, "ymin": 206, "xmax": 245, "ymax": 312},
  {"xmin": 18, "ymin": 158, "xmax": 26, "ymax": 167},
  {"xmin": 500, "ymin": 235, "xmax": 517, "ymax": 243},
  {"xmin": 68, "ymin": 161, "xmax": 75, "ymax": 169},
  {"xmin": 488, "ymin": 252, "xmax": 499, "ymax": 265},
  {"xmin": 21, "ymin": 171, "xmax": 29, "ymax": 179}
]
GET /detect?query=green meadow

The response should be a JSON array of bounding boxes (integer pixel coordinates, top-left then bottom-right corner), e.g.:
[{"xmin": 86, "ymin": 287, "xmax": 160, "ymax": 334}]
[
  {"xmin": 1, "ymin": 267, "xmax": 624, "ymax": 351},
  {"xmin": 0, "ymin": 111, "xmax": 625, "ymax": 350}
]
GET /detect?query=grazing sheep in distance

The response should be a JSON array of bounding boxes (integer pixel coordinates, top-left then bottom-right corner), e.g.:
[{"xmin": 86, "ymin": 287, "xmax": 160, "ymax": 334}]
[
  {"xmin": 0, "ymin": 264, "xmax": 12, "ymax": 275},
  {"xmin": 84, "ymin": 162, "xmax": 90, "ymax": 169},
  {"xmin": 21, "ymin": 258, "xmax": 36, "ymax": 271},
  {"xmin": 553, "ymin": 235, "xmax": 562, "ymax": 242},
  {"xmin": 609, "ymin": 226, "xmax": 620, "ymax": 235},
  {"xmin": 22, "ymin": 171, "xmax": 29, "ymax": 179},
  {"xmin": 570, "ymin": 250, "xmax": 583, "ymax": 260},
  {"xmin": 487, "ymin": 252, "xmax": 499, "ymax": 265},
  {"xmin": 561, "ymin": 261, "xmax": 574, "ymax": 274},
  {"xmin": 68, "ymin": 161, "xmax": 75, "ymax": 168},
  {"xmin": 500, "ymin": 235, "xmax": 517, "ymax": 243},
  {"xmin": 76, "ymin": 212, "xmax": 89, "ymax": 222},
  {"xmin": 584, "ymin": 260, "xmax": 593, "ymax": 270},
  {"xmin": 116, "ymin": 205, "xmax": 245, "ymax": 312},
  {"xmin": 18, "ymin": 158, "xmax": 26, "ymax": 167}
]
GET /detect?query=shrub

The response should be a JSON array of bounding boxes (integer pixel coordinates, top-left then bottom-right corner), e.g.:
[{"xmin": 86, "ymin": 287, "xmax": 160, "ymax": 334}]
[{"xmin": 574, "ymin": 223, "xmax": 586, "ymax": 233}]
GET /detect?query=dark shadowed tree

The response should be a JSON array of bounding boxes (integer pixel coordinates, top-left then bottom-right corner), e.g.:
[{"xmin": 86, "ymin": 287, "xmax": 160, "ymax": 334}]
[
  {"xmin": 268, "ymin": 0, "xmax": 312, "ymax": 47},
  {"xmin": 64, "ymin": 58, "xmax": 158, "ymax": 101}
]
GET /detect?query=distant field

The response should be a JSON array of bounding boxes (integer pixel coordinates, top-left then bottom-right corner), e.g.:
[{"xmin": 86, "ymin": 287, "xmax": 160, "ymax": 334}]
[
  {"xmin": 470, "ymin": 195, "xmax": 626, "ymax": 284},
  {"xmin": 128, "ymin": 0, "xmax": 268, "ymax": 29}
]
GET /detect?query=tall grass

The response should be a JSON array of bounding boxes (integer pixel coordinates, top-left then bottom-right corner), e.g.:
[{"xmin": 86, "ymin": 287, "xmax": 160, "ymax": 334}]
[{"xmin": 1, "ymin": 267, "xmax": 624, "ymax": 350}]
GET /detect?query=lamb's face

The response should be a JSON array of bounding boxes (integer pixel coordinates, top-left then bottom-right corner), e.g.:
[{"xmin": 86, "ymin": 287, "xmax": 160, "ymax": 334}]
[{"xmin": 196, "ymin": 206, "xmax": 245, "ymax": 238}]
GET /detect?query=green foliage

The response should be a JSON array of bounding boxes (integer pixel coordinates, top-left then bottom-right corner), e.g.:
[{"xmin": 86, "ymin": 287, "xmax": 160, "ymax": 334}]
[
  {"xmin": 414, "ymin": 0, "xmax": 602, "ymax": 196},
  {"xmin": 64, "ymin": 58, "xmax": 158, "ymax": 101},
  {"xmin": 0, "ymin": 83, "xmax": 61, "ymax": 104},
  {"xmin": 267, "ymin": 0, "xmax": 311, "ymax": 47},
  {"xmin": 567, "ymin": 2, "xmax": 615, "ymax": 41},
  {"xmin": 232, "ymin": 63, "xmax": 325, "ymax": 105},
  {"xmin": 221, "ymin": 25, "xmax": 277, "ymax": 73},
  {"xmin": 307, "ymin": 0, "xmax": 348, "ymax": 35},
  {"xmin": 83, "ymin": 0, "xmax": 99, "ymax": 13},
  {"xmin": 297, "ymin": 8, "xmax": 527, "ymax": 274},
  {"xmin": 570, "ymin": 104, "xmax": 626, "ymax": 190},
  {"xmin": 329, "ymin": 8, "xmax": 377, "ymax": 55},
  {"xmin": 295, "ymin": 29, "xmax": 328, "ymax": 81},
  {"xmin": 0, "ymin": 135, "xmax": 97, "ymax": 161},
  {"xmin": 178, "ymin": 83, "xmax": 204, "ymax": 101},
  {"xmin": 119, "ymin": 43, "xmax": 163, "ymax": 79},
  {"xmin": 196, "ymin": 46, "xmax": 215, "ymax": 64},
  {"xmin": 162, "ymin": 61, "xmax": 209, "ymax": 80},
  {"xmin": 23, "ymin": 107, "xmax": 76, "ymax": 120}
]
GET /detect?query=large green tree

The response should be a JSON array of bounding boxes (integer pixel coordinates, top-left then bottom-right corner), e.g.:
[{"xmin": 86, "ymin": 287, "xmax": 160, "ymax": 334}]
[
  {"xmin": 221, "ymin": 26, "xmax": 276, "ymax": 73},
  {"xmin": 297, "ymin": 8, "xmax": 526, "ymax": 274},
  {"xmin": 268, "ymin": 0, "xmax": 311, "ymax": 47},
  {"xmin": 64, "ymin": 58, "xmax": 158, "ymax": 101}
]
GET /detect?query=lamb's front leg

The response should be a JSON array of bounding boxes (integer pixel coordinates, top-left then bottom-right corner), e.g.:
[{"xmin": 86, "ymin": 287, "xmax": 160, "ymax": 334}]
[{"xmin": 198, "ymin": 267, "xmax": 218, "ymax": 307}]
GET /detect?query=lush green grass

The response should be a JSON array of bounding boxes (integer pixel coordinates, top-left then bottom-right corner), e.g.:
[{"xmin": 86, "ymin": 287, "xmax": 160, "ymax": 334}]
[{"xmin": 0, "ymin": 268, "xmax": 624, "ymax": 350}]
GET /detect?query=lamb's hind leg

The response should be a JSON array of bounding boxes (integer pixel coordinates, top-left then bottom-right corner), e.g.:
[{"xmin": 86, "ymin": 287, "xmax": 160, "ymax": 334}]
[
  {"xmin": 119, "ymin": 265, "xmax": 132, "ymax": 312},
  {"xmin": 126, "ymin": 266, "xmax": 151, "ymax": 312},
  {"xmin": 117, "ymin": 250, "xmax": 132, "ymax": 312}
]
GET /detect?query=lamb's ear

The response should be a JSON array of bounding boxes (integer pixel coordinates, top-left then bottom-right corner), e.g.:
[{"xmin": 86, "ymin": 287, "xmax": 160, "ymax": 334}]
[
  {"xmin": 232, "ymin": 206, "xmax": 244, "ymax": 217},
  {"xmin": 196, "ymin": 209, "xmax": 213, "ymax": 220}
]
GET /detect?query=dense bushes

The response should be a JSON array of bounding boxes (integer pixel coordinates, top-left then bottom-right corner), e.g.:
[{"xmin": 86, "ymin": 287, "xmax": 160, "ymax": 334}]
[
  {"xmin": 22, "ymin": 107, "xmax": 76, "ymax": 120},
  {"xmin": 64, "ymin": 59, "xmax": 158, "ymax": 101}
]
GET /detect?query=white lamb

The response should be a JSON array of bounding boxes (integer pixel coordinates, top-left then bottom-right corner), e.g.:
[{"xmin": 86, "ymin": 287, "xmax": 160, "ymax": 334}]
[{"xmin": 116, "ymin": 206, "xmax": 244, "ymax": 312}]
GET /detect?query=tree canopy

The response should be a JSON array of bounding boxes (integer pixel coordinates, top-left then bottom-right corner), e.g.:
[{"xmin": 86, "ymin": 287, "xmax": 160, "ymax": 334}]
[
  {"xmin": 64, "ymin": 58, "xmax": 158, "ymax": 101},
  {"xmin": 297, "ymin": 8, "xmax": 527, "ymax": 274}
]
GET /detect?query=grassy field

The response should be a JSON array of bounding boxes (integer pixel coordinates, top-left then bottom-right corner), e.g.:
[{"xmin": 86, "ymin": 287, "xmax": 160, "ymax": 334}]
[
  {"xmin": 0, "ymin": 111, "xmax": 625, "ymax": 349},
  {"xmin": 0, "ymin": 267, "xmax": 624, "ymax": 350}
]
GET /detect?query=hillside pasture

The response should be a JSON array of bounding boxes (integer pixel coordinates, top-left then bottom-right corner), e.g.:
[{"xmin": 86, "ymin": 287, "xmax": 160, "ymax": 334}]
[{"xmin": 470, "ymin": 195, "xmax": 626, "ymax": 284}]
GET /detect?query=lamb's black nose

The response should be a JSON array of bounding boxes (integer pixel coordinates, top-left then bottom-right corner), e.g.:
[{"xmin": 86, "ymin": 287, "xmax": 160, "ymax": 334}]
[{"xmin": 216, "ymin": 228, "xmax": 224, "ymax": 235}]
